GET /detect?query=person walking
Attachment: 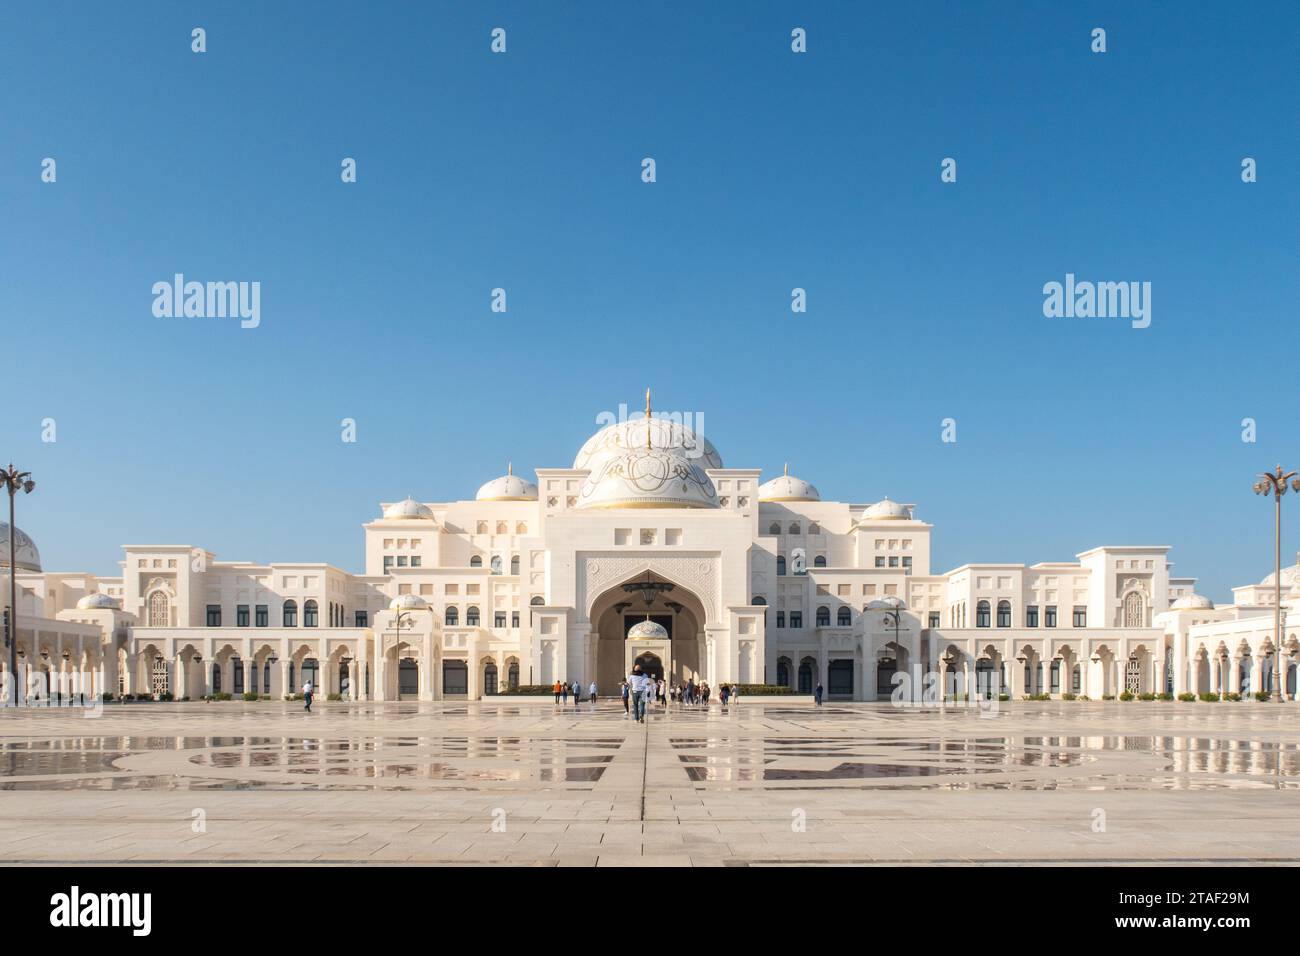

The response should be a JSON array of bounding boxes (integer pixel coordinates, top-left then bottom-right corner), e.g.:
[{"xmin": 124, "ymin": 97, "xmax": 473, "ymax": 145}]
[
  {"xmin": 588, "ymin": 680, "xmax": 598, "ymax": 707},
  {"xmin": 572, "ymin": 679, "xmax": 581, "ymax": 708},
  {"xmin": 731, "ymin": 683, "xmax": 740, "ymax": 705},
  {"xmin": 700, "ymin": 682, "xmax": 710, "ymax": 708},
  {"xmin": 561, "ymin": 681, "xmax": 569, "ymax": 705},
  {"xmin": 686, "ymin": 678, "xmax": 695, "ymax": 707},
  {"xmin": 629, "ymin": 666, "xmax": 649, "ymax": 723},
  {"xmin": 814, "ymin": 681, "xmax": 824, "ymax": 707},
  {"xmin": 720, "ymin": 684, "xmax": 730, "ymax": 707},
  {"xmin": 553, "ymin": 679, "xmax": 562, "ymax": 704},
  {"xmin": 302, "ymin": 679, "xmax": 314, "ymax": 713},
  {"xmin": 620, "ymin": 679, "xmax": 630, "ymax": 717}
]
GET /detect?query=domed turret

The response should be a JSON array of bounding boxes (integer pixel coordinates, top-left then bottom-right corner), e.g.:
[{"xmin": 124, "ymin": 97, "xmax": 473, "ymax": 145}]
[
  {"xmin": 0, "ymin": 522, "xmax": 40, "ymax": 572},
  {"xmin": 476, "ymin": 464, "xmax": 538, "ymax": 501},
  {"xmin": 389, "ymin": 594, "xmax": 429, "ymax": 612},
  {"xmin": 858, "ymin": 498, "xmax": 912, "ymax": 523},
  {"xmin": 382, "ymin": 497, "xmax": 435, "ymax": 520},
  {"xmin": 76, "ymin": 593, "xmax": 119, "ymax": 611},
  {"xmin": 1170, "ymin": 593, "xmax": 1214, "ymax": 611},
  {"xmin": 758, "ymin": 464, "xmax": 820, "ymax": 502}
]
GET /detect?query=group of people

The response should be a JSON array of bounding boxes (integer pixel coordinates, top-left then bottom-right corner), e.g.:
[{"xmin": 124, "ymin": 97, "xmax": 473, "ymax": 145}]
[
  {"xmin": 615, "ymin": 671, "xmax": 744, "ymax": 720},
  {"xmin": 552, "ymin": 679, "xmax": 599, "ymax": 707}
]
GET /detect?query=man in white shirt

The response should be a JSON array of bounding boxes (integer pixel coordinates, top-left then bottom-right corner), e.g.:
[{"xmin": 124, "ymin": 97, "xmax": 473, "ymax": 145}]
[
  {"xmin": 588, "ymin": 681, "xmax": 598, "ymax": 707},
  {"xmin": 629, "ymin": 667, "xmax": 650, "ymax": 723},
  {"xmin": 302, "ymin": 680, "xmax": 314, "ymax": 713}
]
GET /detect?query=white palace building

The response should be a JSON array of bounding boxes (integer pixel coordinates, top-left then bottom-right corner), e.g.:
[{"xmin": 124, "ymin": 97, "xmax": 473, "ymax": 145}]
[{"xmin": 5, "ymin": 402, "xmax": 1300, "ymax": 704}]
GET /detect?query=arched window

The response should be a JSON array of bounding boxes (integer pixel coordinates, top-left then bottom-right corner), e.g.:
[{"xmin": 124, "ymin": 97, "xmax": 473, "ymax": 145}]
[
  {"xmin": 496, "ymin": 521, "xmax": 508, "ymax": 534},
  {"xmin": 1123, "ymin": 591, "xmax": 1145, "ymax": 627},
  {"xmin": 789, "ymin": 522, "xmax": 800, "ymax": 535},
  {"xmin": 768, "ymin": 522, "xmax": 781, "ymax": 535},
  {"xmin": 816, "ymin": 606, "xmax": 831, "ymax": 627},
  {"xmin": 996, "ymin": 600, "xmax": 1011, "ymax": 628},
  {"xmin": 777, "ymin": 556, "xmax": 787, "ymax": 576},
  {"xmin": 510, "ymin": 555, "xmax": 520, "ymax": 575},
  {"xmin": 837, "ymin": 607, "xmax": 852, "ymax": 626},
  {"xmin": 470, "ymin": 555, "xmax": 483, "ymax": 568},
  {"xmin": 813, "ymin": 555, "xmax": 827, "ymax": 568},
  {"xmin": 797, "ymin": 659, "xmax": 814, "ymax": 694},
  {"xmin": 530, "ymin": 596, "xmax": 544, "ymax": 606},
  {"xmin": 476, "ymin": 521, "xmax": 488, "ymax": 534},
  {"xmin": 776, "ymin": 658, "xmax": 791, "ymax": 687},
  {"xmin": 507, "ymin": 660, "xmax": 520, "ymax": 690},
  {"xmin": 445, "ymin": 607, "xmax": 458, "ymax": 626},
  {"xmin": 147, "ymin": 590, "xmax": 169, "ymax": 627},
  {"xmin": 515, "ymin": 522, "xmax": 527, "ymax": 534},
  {"xmin": 283, "ymin": 600, "xmax": 298, "ymax": 628},
  {"xmin": 483, "ymin": 662, "xmax": 498, "ymax": 695},
  {"xmin": 752, "ymin": 596, "xmax": 767, "ymax": 606},
  {"xmin": 809, "ymin": 523, "xmax": 820, "ymax": 535},
  {"xmin": 466, "ymin": 606, "xmax": 480, "ymax": 626},
  {"xmin": 490, "ymin": 556, "xmax": 502, "ymax": 575},
  {"xmin": 304, "ymin": 600, "xmax": 319, "ymax": 628},
  {"xmin": 975, "ymin": 600, "xmax": 990, "ymax": 628}
]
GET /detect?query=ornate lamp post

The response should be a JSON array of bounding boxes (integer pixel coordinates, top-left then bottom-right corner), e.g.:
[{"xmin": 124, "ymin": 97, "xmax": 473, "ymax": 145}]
[
  {"xmin": 2, "ymin": 465, "xmax": 35, "ymax": 707},
  {"xmin": 1253, "ymin": 465, "xmax": 1300, "ymax": 702}
]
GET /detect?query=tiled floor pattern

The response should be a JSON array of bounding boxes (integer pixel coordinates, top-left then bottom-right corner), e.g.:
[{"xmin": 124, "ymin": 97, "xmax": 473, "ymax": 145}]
[{"xmin": 1, "ymin": 698, "xmax": 1299, "ymax": 865}]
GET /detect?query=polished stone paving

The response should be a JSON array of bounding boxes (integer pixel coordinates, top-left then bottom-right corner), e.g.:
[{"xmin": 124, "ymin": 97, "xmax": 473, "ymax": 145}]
[{"xmin": 2, "ymin": 698, "xmax": 1300, "ymax": 865}]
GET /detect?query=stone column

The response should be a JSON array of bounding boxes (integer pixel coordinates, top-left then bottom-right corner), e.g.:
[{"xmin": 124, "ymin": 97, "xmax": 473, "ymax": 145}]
[{"xmin": 244, "ymin": 658, "xmax": 255, "ymax": 696}]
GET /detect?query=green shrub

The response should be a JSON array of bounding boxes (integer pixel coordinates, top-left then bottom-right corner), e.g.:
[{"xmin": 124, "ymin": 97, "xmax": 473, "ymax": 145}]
[
  {"xmin": 1254, "ymin": 691, "xmax": 1272, "ymax": 702},
  {"xmin": 1061, "ymin": 692, "xmax": 1076, "ymax": 701},
  {"xmin": 326, "ymin": 692, "xmax": 342, "ymax": 701},
  {"xmin": 1225, "ymin": 692, "xmax": 1241, "ymax": 702},
  {"xmin": 497, "ymin": 685, "xmax": 556, "ymax": 696},
  {"xmin": 735, "ymin": 684, "xmax": 796, "ymax": 695},
  {"xmin": 159, "ymin": 692, "xmax": 174, "ymax": 702},
  {"xmin": 1102, "ymin": 694, "xmax": 1115, "ymax": 701},
  {"xmin": 242, "ymin": 692, "xmax": 259, "ymax": 702},
  {"xmin": 1177, "ymin": 692, "xmax": 1196, "ymax": 702},
  {"xmin": 1158, "ymin": 692, "xmax": 1174, "ymax": 701},
  {"xmin": 1119, "ymin": 691, "xmax": 1134, "ymax": 701},
  {"xmin": 1198, "ymin": 692, "xmax": 1218, "ymax": 702},
  {"xmin": 1077, "ymin": 694, "xmax": 1091, "ymax": 701},
  {"xmin": 998, "ymin": 694, "xmax": 1010, "ymax": 702},
  {"xmin": 1138, "ymin": 692, "xmax": 1156, "ymax": 701}
]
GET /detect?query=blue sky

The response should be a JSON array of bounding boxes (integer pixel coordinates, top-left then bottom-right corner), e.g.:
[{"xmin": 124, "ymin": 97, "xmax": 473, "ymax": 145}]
[{"xmin": 1, "ymin": 1, "xmax": 1297, "ymax": 599}]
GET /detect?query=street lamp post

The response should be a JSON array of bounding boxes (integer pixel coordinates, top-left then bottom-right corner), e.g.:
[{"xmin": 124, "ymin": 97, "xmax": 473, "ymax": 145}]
[
  {"xmin": 1, "ymin": 465, "xmax": 35, "ymax": 708},
  {"xmin": 1253, "ymin": 465, "xmax": 1300, "ymax": 702}
]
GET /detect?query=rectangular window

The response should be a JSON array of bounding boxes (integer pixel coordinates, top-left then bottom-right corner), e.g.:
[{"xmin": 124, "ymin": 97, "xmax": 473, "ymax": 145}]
[
  {"xmin": 888, "ymin": 556, "xmax": 899, "ymax": 567},
  {"xmin": 1045, "ymin": 605, "xmax": 1057, "ymax": 628},
  {"xmin": 383, "ymin": 555, "xmax": 394, "ymax": 570},
  {"xmin": 495, "ymin": 612, "xmax": 507, "ymax": 628},
  {"xmin": 511, "ymin": 611, "xmax": 520, "ymax": 628},
  {"xmin": 396, "ymin": 556, "xmax": 408, "ymax": 567},
  {"xmin": 355, "ymin": 610, "xmax": 368, "ymax": 627},
  {"xmin": 236, "ymin": 605, "xmax": 249, "ymax": 627},
  {"xmin": 255, "ymin": 605, "xmax": 268, "ymax": 627},
  {"xmin": 902, "ymin": 556, "xmax": 912, "ymax": 568},
  {"xmin": 1073, "ymin": 606, "xmax": 1087, "ymax": 628},
  {"xmin": 1050, "ymin": 660, "xmax": 1060, "ymax": 693},
  {"xmin": 790, "ymin": 611, "xmax": 802, "ymax": 629},
  {"xmin": 206, "ymin": 605, "xmax": 221, "ymax": 627},
  {"xmin": 1026, "ymin": 605, "xmax": 1039, "ymax": 627},
  {"xmin": 875, "ymin": 557, "xmax": 885, "ymax": 568},
  {"xmin": 776, "ymin": 611, "xmax": 785, "ymax": 628},
  {"xmin": 411, "ymin": 556, "xmax": 422, "ymax": 567},
  {"xmin": 928, "ymin": 612, "xmax": 940, "ymax": 628}
]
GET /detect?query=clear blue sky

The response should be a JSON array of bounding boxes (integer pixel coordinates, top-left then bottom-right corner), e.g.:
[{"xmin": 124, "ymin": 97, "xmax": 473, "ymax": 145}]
[{"xmin": 2, "ymin": 1, "xmax": 1297, "ymax": 600}]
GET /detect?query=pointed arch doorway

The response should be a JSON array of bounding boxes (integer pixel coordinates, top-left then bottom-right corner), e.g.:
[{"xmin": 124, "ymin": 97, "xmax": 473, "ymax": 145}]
[{"xmin": 590, "ymin": 570, "xmax": 707, "ymax": 691}]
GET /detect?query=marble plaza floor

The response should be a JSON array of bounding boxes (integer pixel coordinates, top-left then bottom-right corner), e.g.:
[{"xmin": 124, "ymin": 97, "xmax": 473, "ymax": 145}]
[{"xmin": 2, "ymin": 696, "xmax": 1300, "ymax": 866}]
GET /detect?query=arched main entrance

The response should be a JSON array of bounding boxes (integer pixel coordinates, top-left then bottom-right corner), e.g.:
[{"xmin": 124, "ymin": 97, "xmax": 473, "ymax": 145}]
[
  {"xmin": 634, "ymin": 652, "xmax": 664, "ymax": 681},
  {"xmin": 590, "ymin": 570, "xmax": 707, "ymax": 692}
]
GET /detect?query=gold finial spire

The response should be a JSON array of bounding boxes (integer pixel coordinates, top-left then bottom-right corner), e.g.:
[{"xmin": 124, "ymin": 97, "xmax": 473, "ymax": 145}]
[
  {"xmin": 507, "ymin": 462, "xmax": 512, "ymax": 476},
  {"xmin": 645, "ymin": 388, "xmax": 652, "ymax": 449},
  {"xmin": 784, "ymin": 462, "xmax": 789, "ymax": 477}
]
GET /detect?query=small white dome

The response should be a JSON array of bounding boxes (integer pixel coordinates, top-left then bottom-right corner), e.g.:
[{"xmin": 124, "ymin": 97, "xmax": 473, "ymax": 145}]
[
  {"xmin": 0, "ymin": 523, "xmax": 40, "ymax": 572},
  {"xmin": 1171, "ymin": 593, "xmax": 1214, "ymax": 611},
  {"xmin": 476, "ymin": 465, "xmax": 538, "ymax": 501},
  {"xmin": 866, "ymin": 596, "xmax": 907, "ymax": 611},
  {"xmin": 628, "ymin": 619, "xmax": 669, "ymax": 640},
  {"xmin": 389, "ymin": 594, "xmax": 429, "ymax": 612},
  {"xmin": 76, "ymin": 593, "xmax": 118, "ymax": 611},
  {"xmin": 382, "ymin": 497, "xmax": 434, "ymax": 520},
  {"xmin": 858, "ymin": 498, "xmax": 912, "ymax": 522},
  {"xmin": 758, "ymin": 465, "xmax": 820, "ymax": 502}
]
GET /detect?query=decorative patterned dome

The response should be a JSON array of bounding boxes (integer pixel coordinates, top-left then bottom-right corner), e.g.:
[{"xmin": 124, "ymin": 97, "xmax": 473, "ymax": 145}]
[
  {"xmin": 573, "ymin": 396, "xmax": 723, "ymax": 472},
  {"xmin": 758, "ymin": 464, "xmax": 820, "ymax": 502},
  {"xmin": 0, "ymin": 523, "xmax": 40, "ymax": 572},
  {"xmin": 1259, "ymin": 564, "xmax": 1300, "ymax": 588},
  {"xmin": 389, "ymin": 594, "xmax": 429, "ymax": 612},
  {"xmin": 575, "ymin": 392, "xmax": 719, "ymax": 510},
  {"xmin": 476, "ymin": 464, "xmax": 538, "ymax": 501},
  {"xmin": 858, "ymin": 498, "xmax": 912, "ymax": 522},
  {"xmin": 76, "ymin": 593, "xmax": 119, "ymax": 611},
  {"xmin": 1171, "ymin": 593, "xmax": 1214, "ymax": 611},
  {"xmin": 628, "ymin": 619, "xmax": 669, "ymax": 640},
  {"xmin": 382, "ymin": 497, "xmax": 435, "ymax": 520}
]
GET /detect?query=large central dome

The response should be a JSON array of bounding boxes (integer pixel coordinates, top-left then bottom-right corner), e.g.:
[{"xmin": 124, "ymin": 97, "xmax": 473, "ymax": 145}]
[{"xmin": 574, "ymin": 393, "xmax": 721, "ymax": 510}]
